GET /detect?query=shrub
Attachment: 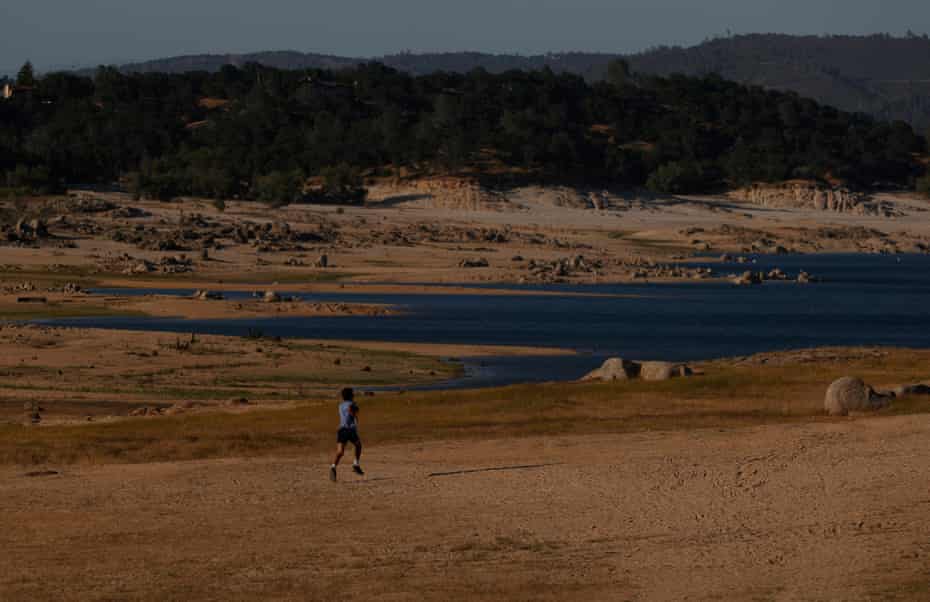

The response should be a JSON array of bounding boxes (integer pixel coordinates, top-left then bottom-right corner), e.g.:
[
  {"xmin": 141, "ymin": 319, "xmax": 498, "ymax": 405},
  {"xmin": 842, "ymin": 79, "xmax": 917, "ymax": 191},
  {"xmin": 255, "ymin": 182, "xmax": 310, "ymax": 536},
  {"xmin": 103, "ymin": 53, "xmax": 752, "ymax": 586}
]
[
  {"xmin": 4, "ymin": 164, "xmax": 60, "ymax": 195},
  {"xmin": 319, "ymin": 163, "xmax": 367, "ymax": 204},
  {"xmin": 253, "ymin": 170, "xmax": 305, "ymax": 207},
  {"xmin": 917, "ymin": 174, "xmax": 930, "ymax": 198},
  {"xmin": 646, "ymin": 161, "xmax": 708, "ymax": 195}
]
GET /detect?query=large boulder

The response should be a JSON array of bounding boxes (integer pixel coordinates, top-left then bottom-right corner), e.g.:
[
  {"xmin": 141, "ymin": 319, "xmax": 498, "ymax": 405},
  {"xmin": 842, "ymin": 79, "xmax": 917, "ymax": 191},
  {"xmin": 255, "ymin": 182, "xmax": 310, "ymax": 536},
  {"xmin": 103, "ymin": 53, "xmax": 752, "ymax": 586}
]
[
  {"xmin": 640, "ymin": 361, "xmax": 693, "ymax": 381},
  {"xmin": 583, "ymin": 358, "xmax": 641, "ymax": 381},
  {"xmin": 824, "ymin": 377, "xmax": 891, "ymax": 416}
]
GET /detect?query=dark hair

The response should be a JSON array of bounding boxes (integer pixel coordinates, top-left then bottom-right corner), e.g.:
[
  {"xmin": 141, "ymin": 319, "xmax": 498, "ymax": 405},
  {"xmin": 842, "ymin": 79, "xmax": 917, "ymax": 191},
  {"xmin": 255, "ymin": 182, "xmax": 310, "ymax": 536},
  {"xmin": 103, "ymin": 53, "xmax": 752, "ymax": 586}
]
[{"xmin": 340, "ymin": 387, "xmax": 354, "ymax": 400}]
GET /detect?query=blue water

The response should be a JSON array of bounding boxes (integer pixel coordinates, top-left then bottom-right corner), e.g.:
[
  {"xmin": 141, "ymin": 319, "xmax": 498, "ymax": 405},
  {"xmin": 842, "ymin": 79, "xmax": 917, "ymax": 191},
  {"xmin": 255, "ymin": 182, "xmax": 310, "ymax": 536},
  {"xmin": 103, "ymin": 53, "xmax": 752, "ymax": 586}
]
[{"xmin": 40, "ymin": 254, "xmax": 930, "ymax": 388}]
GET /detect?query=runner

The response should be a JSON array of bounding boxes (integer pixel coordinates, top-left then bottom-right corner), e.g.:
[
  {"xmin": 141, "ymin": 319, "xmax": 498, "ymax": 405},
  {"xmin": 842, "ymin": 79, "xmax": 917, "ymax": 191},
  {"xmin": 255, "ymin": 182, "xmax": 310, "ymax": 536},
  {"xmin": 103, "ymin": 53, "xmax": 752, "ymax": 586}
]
[{"xmin": 330, "ymin": 387, "xmax": 363, "ymax": 481}]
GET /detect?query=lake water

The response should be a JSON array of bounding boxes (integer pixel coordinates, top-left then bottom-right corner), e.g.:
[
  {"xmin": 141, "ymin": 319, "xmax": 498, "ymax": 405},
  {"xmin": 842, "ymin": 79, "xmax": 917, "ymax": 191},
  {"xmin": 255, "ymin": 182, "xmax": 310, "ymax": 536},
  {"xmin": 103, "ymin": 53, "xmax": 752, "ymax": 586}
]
[{"xmin": 40, "ymin": 254, "xmax": 930, "ymax": 388}]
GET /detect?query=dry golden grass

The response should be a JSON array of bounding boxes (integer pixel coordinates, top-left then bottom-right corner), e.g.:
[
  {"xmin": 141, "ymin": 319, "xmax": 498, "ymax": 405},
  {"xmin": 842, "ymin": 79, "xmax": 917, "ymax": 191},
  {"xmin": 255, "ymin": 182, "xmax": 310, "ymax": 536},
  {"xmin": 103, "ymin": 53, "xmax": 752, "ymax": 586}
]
[{"xmin": 5, "ymin": 348, "xmax": 930, "ymax": 466}]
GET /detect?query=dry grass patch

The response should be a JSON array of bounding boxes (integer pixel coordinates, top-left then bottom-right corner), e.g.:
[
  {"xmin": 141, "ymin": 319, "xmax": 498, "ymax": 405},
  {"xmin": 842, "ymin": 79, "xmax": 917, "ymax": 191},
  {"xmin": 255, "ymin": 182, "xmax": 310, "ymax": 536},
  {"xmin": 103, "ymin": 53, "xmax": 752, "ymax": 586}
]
[{"xmin": 5, "ymin": 347, "xmax": 930, "ymax": 466}]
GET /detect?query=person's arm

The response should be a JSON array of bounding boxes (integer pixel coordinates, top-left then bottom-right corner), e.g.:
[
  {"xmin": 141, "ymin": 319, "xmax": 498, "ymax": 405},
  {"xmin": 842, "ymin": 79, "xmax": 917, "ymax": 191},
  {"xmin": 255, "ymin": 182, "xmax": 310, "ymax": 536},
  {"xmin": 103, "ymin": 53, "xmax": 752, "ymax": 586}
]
[{"xmin": 351, "ymin": 402, "xmax": 360, "ymax": 425}]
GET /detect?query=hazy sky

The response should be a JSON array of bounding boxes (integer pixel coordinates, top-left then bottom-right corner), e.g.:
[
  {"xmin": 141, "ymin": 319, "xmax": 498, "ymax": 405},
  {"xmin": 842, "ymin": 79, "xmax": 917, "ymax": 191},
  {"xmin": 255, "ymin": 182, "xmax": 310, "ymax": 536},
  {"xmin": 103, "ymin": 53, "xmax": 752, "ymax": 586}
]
[{"xmin": 1, "ymin": 0, "xmax": 927, "ymax": 72}]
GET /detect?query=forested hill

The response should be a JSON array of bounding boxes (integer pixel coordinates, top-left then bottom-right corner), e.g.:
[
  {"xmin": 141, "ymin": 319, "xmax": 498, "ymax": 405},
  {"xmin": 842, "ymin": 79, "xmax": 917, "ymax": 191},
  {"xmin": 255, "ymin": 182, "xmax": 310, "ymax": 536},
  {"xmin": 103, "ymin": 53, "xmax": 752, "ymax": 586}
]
[
  {"xmin": 2, "ymin": 62, "xmax": 926, "ymax": 203},
  {"xmin": 626, "ymin": 34, "xmax": 930, "ymax": 130},
  {"xmin": 89, "ymin": 34, "xmax": 930, "ymax": 128}
]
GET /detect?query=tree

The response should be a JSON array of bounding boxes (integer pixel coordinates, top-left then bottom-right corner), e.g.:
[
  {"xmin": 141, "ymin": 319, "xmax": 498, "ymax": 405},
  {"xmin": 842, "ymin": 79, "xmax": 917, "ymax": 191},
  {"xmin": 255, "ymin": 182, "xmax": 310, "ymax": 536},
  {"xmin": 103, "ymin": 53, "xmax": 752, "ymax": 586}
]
[
  {"xmin": 646, "ymin": 161, "xmax": 708, "ymax": 194},
  {"xmin": 917, "ymin": 174, "xmax": 930, "ymax": 198},
  {"xmin": 319, "ymin": 163, "xmax": 367, "ymax": 204},
  {"xmin": 16, "ymin": 62, "xmax": 35, "ymax": 87},
  {"xmin": 5, "ymin": 164, "xmax": 58, "ymax": 194},
  {"xmin": 253, "ymin": 170, "xmax": 305, "ymax": 206},
  {"xmin": 606, "ymin": 59, "xmax": 632, "ymax": 88}
]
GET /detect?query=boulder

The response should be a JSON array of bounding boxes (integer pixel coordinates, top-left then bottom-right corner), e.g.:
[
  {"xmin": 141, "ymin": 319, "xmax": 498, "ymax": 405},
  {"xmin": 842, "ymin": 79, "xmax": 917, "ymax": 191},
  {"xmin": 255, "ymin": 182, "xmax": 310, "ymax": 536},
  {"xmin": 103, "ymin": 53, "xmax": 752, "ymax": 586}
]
[
  {"xmin": 15, "ymin": 219, "xmax": 32, "ymax": 240},
  {"xmin": 263, "ymin": 290, "xmax": 282, "ymax": 303},
  {"xmin": 193, "ymin": 290, "xmax": 224, "ymax": 301},
  {"xmin": 640, "ymin": 361, "xmax": 693, "ymax": 381},
  {"xmin": 459, "ymin": 258, "xmax": 489, "ymax": 268},
  {"xmin": 733, "ymin": 271, "xmax": 763, "ymax": 286},
  {"xmin": 766, "ymin": 268, "xmax": 787, "ymax": 281},
  {"xmin": 29, "ymin": 219, "xmax": 48, "ymax": 238},
  {"xmin": 824, "ymin": 376, "xmax": 891, "ymax": 416},
  {"xmin": 582, "ymin": 358, "xmax": 642, "ymax": 381}
]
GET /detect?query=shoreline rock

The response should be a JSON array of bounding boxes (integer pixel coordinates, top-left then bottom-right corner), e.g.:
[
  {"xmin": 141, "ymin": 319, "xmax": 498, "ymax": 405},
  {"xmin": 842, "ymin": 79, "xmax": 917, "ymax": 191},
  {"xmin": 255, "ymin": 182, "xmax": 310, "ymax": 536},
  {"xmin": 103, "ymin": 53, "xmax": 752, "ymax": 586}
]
[{"xmin": 583, "ymin": 358, "xmax": 693, "ymax": 382}]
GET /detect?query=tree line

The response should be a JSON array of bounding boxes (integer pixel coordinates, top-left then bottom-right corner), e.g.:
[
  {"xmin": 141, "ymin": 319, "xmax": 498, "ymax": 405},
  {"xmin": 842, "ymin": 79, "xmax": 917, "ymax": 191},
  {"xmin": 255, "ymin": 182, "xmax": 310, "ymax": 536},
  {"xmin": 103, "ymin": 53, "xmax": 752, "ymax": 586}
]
[{"xmin": 1, "ymin": 60, "xmax": 927, "ymax": 204}]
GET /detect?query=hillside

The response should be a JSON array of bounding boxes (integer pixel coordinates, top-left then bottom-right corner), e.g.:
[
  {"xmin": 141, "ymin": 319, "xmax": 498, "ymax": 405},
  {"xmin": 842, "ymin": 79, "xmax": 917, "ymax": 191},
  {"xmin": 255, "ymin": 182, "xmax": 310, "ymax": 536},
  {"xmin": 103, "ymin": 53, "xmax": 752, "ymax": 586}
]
[
  {"xmin": 86, "ymin": 34, "xmax": 930, "ymax": 128},
  {"xmin": 2, "ymin": 62, "xmax": 925, "ymax": 201},
  {"xmin": 626, "ymin": 34, "xmax": 930, "ymax": 129}
]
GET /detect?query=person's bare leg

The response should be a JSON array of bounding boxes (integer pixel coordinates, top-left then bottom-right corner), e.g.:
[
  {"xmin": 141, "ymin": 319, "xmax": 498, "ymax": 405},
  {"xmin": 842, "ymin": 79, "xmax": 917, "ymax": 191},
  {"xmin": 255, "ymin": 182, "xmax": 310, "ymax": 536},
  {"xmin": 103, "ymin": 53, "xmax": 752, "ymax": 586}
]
[
  {"xmin": 351, "ymin": 441, "xmax": 364, "ymax": 475},
  {"xmin": 333, "ymin": 442, "xmax": 345, "ymax": 466},
  {"xmin": 330, "ymin": 442, "xmax": 345, "ymax": 481}
]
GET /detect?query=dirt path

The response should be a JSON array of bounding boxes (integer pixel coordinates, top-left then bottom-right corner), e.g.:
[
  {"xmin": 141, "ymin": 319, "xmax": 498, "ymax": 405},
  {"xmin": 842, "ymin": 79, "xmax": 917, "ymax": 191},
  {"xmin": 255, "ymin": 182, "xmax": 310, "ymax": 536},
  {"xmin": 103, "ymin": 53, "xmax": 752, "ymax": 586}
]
[{"xmin": 4, "ymin": 415, "xmax": 930, "ymax": 600}]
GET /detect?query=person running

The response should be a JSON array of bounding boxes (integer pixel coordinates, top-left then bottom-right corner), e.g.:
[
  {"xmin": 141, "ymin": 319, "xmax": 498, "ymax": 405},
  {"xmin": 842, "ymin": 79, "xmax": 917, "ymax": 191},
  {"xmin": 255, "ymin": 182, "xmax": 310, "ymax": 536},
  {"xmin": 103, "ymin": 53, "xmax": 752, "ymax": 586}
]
[{"xmin": 330, "ymin": 387, "xmax": 363, "ymax": 481}]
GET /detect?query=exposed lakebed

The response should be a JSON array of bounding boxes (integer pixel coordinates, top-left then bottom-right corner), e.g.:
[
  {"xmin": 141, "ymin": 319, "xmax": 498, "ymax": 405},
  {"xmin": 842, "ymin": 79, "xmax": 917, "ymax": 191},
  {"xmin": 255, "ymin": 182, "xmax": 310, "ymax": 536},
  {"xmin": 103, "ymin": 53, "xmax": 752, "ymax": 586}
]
[{"xmin": 40, "ymin": 254, "xmax": 930, "ymax": 388}]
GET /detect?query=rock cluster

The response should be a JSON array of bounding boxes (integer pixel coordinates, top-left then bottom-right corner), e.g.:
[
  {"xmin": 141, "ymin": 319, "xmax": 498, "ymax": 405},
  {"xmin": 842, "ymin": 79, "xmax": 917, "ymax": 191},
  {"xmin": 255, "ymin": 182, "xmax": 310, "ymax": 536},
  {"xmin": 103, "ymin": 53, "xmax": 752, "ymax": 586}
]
[
  {"xmin": 583, "ymin": 358, "xmax": 693, "ymax": 382},
  {"xmin": 65, "ymin": 197, "xmax": 117, "ymax": 213},
  {"xmin": 361, "ymin": 222, "xmax": 574, "ymax": 250},
  {"xmin": 732, "ymin": 182, "xmax": 900, "ymax": 217},
  {"xmin": 110, "ymin": 206, "xmax": 151, "ymax": 219},
  {"xmin": 731, "ymin": 269, "xmax": 818, "ymax": 285},
  {"xmin": 523, "ymin": 255, "xmax": 604, "ymax": 282},
  {"xmin": 623, "ymin": 258, "xmax": 713, "ymax": 281},
  {"xmin": 2, "ymin": 218, "xmax": 49, "ymax": 244},
  {"xmin": 122, "ymin": 254, "xmax": 194, "ymax": 275}
]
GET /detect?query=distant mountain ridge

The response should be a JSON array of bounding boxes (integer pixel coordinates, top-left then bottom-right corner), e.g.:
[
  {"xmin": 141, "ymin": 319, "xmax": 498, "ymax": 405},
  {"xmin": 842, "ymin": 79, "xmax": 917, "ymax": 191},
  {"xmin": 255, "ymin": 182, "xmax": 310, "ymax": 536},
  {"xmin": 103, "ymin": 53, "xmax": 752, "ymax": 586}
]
[{"xmin": 77, "ymin": 34, "xmax": 930, "ymax": 128}]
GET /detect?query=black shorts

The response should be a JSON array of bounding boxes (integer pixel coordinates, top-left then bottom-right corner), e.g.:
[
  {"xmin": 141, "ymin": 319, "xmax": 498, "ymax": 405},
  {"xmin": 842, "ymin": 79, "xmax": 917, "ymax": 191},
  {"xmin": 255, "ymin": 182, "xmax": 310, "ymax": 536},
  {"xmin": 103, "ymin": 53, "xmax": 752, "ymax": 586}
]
[{"xmin": 337, "ymin": 428, "xmax": 360, "ymax": 445}]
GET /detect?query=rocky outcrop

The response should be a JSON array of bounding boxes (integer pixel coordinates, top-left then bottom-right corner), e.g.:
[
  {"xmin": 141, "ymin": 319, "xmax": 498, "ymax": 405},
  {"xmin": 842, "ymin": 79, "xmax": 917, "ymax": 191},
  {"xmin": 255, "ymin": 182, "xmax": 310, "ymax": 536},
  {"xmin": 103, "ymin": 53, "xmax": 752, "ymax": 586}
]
[
  {"xmin": 824, "ymin": 376, "xmax": 892, "ymax": 416},
  {"xmin": 369, "ymin": 176, "xmax": 511, "ymax": 211},
  {"xmin": 583, "ymin": 358, "xmax": 641, "ymax": 381},
  {"xmin": 731, "ymin": 181, "xmax": 899, "ymax": 217},
  {"xmin": 2, "ymin": 218, "xmax": 50, "ymax": 244},
  {"xmin": 640, "ymin": 361, "xmax": 693, "ymax": 381},
  {"xmin": 583, "ymin": 358, "xmax": 693, "ymax": 382}
]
